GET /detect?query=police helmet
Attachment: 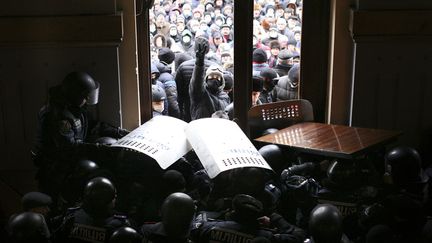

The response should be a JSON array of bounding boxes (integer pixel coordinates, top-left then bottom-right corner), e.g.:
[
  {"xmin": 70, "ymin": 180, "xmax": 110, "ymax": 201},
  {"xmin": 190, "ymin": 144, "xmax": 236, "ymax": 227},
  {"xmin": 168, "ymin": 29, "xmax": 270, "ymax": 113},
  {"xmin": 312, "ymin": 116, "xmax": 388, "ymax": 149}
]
[
  {"xmin": 109, "ymin": 227, "xmax": 142, "ymax": 243},
  {"xmin": 152, "ymin": 85, "xmax": 166, "ymax": 102},
  {"xmin": 259, "ymin": 144, "xmax": 284, "ymax": 172},
  {"xmin": 385, "ymin": 146, "xmax": 428, "ymax": 185},
  {"xmin": 83, "ymin": 177, "xmax": 116, "ymax": 206},
  {"xmin": 162, "ymin": 192, "xmax": 195, "ymax": 238},
  {"xmin": 73, "ymin": 159, "xmax": 100, "ymax": 179},
  {"xmin": 309, "ymin": 204, "xmax": 343, "ymax": 243},
  {"xmin": 62, "ymin": 71, "xmax": 99, "ymax": 106},
  {"xmin": 326, "ymin": 159, "xmax": 360, "ymax": 189},
  {"xmin": 8, "ymin": 212, "xmax": 50, "ymax": 243}
]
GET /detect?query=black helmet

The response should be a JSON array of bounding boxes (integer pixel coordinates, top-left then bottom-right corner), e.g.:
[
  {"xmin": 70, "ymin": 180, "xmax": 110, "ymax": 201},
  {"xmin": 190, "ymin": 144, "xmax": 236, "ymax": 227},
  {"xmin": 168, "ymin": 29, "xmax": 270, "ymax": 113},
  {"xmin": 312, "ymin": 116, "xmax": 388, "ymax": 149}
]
[
  {"xmin": 73, "ymin": 159, "xmax": 100, "ymax": 179},
  {"xmin": 8, "ymin": 212, "xmax": 50, "ymax": 243},
  {"xmin": 259, "ymin": 144, "xmax": 284, "ymax": 172},
  {"xmin": 152, "ymin": 85, "xmax": 166, "ymax": 102},
  {"xmin": 83, "ymin": 177, "xmax": 116, "ymax": 207},
  {"xmin": 162, "ymin": 192, "xmax": 195, "ymax": 239},
  {"xmin": 109, "ymin": 227, "xmax": 142, "ymax": 243},
  {"xmin": 62, "ymin": 71, "xmax": 99, "ymax": 106},
  {"xmin": 162, "ymin": 170, "xmax": 186, "ymax": 195},
  {"xmin": 309, "ymin": 204, "xmax": 343, "ymax": 243},
  {"xmin": 385, "ymin": 146, "xmax": 428, "ymax": 185},
  {"xmin": 326, "ymin": 159, "xmax": 360, "ymax": 189}
]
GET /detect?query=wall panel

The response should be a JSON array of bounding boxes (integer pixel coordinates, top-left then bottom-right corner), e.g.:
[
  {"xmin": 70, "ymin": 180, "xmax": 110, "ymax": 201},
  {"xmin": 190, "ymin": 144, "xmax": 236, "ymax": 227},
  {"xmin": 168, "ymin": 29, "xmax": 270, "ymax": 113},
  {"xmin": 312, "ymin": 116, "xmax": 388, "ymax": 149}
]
[{"xmin": 351, "ymin": 9, "xmax": 432, "ymax": 156}]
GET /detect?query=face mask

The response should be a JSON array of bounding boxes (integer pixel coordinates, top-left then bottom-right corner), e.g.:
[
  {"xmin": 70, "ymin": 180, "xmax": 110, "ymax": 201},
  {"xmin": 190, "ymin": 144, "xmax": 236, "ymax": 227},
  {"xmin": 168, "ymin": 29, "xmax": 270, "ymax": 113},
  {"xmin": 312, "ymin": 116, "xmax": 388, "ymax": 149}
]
[
  {"xmin": 153, "ymin": 103, "xmax": 164, "ymax": 113},
  {"xmin": 170, "ymin": 29, "xmax": 177, "ymax": 36},
  {"xmin": 269, "ymin": 31, "xmax": 278, "ymax": 38},
  {"xmin": 206, "ymin": 78, "xmax": 221, "ymax": 93},
  {"xmin": 182, "ymin": 36, "xmax": 191, "ymax": 44}
]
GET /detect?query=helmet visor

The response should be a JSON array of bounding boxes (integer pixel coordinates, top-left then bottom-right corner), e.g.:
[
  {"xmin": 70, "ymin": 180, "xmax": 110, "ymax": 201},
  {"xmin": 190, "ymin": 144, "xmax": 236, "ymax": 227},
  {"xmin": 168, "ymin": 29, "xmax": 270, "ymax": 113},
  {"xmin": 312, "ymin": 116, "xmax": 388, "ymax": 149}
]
[{"xmin": 87, "ymin": 81, "xmax": 100, "ymax": 105}]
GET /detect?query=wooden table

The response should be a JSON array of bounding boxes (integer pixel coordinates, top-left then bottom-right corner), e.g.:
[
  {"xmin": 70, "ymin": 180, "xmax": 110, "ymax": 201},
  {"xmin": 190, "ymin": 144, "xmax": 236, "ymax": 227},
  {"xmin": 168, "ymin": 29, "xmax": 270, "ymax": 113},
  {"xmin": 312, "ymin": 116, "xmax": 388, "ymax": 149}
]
[{"xmin": 255, "ymin": 122, "xmax": 402, "ymax": 159}]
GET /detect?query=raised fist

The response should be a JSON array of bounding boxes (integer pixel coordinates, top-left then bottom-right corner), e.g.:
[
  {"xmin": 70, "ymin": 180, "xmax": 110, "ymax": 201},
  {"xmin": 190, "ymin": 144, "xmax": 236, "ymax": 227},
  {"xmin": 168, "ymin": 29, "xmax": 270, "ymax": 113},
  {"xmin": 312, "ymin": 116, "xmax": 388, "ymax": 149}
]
[{"xmin": 194, "ymin": 37, "xmax": 209, "ymax": 62}]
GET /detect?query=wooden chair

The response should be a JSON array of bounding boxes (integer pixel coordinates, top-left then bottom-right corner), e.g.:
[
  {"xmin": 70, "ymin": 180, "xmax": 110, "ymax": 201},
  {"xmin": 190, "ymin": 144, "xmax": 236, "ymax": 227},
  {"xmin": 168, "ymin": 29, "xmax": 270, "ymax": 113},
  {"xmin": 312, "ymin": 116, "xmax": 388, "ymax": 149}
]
[{"xmin": 248, "ymin": 99, "xmax": 314, "ymax": 138}]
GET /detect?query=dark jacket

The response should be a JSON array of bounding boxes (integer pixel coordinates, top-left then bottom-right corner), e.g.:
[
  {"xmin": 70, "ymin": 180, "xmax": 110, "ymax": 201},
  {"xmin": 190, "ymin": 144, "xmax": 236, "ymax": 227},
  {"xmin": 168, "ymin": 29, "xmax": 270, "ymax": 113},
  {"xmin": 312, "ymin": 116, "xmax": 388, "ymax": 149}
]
[
  {"xmin": 273, "ymin": 63, "xmax": 292, "ymax": 77},
  {"xmin": 141, "ymin": 222, "xmax": 191, "ymax": 243},
  {"xmin": 53, "ymin": 207, "xmax": 129, "ymax": 243},
  {"xmin": 175, "ymin": 58, "xmax": 217, "ymax": 122},
  {"xmin": 191, "ymin": 212, "xmax": 306, "ymax": 243},
  {"xmin": 189, "ymin": 64, "xmax": 230, "ymax": 120},
  {"xmin": 157, "ymin": 62, "xmax": 180, "ymax": 118},
  {"xmin": 273, "ymin": 75, "xmax": 298, "ymax": 101}
]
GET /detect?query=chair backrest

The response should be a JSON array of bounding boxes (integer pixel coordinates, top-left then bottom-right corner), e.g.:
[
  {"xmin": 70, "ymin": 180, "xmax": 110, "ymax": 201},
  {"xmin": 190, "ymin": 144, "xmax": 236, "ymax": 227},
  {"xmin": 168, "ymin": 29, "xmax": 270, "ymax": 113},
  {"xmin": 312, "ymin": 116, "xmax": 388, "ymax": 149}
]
[{"xmin": 248, "ymin": 99, "xmax": 314, "ymax": 137}]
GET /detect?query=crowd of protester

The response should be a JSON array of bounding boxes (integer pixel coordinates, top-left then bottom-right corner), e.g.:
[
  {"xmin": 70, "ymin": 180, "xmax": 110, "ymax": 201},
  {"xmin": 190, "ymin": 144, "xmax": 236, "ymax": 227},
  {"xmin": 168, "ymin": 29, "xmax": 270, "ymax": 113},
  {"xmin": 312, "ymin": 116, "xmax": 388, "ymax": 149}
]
[{"xmin": 148, "ymin": 0, "xmax": 303, "ymax": 121}]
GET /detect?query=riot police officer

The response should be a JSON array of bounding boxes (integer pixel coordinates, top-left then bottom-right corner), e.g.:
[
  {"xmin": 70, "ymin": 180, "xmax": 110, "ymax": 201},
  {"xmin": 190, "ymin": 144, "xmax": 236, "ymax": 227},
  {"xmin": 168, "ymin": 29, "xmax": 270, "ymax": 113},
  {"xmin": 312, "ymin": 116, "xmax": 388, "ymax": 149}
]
[
  {"xmin": 7, "ymin": 212, "xmax": 51, "ymax": 243},
  {"xmin": 191, "ymin": 194, "xmax": 306, "ymax": 243},
  {"xmin": 141, "ymin": 192, "xmax": 196, "ymax": 243},
  {"xmin": 53, "ymin": 177, "xmax": 130, "ymax": 243},
  {"xmin": 32, "ymin": 71, "xmax": 127, "ymax": 199}
]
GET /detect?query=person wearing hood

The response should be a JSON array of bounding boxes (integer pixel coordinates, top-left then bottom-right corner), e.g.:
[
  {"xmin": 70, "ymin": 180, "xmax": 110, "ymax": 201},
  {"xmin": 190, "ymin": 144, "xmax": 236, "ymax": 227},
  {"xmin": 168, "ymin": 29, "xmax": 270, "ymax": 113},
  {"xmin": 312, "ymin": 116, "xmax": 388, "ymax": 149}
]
[
  {"xmin": 259, "ymin": 67, "xmax": 279, "ymax": 104},
  {"xmin": 168, "ymin": 24, "xmax": 181, "ymax": 43},
  {"xmin": 180, "ymin": 29, "xmax": 195, "ymax": 57},
  {"xmin": 273, "ymin": 63, "xmax": 300, "ymax": 101},
  {"xmin": 189, "ymin": 37, "xmax": 230, "ymax": 120}
]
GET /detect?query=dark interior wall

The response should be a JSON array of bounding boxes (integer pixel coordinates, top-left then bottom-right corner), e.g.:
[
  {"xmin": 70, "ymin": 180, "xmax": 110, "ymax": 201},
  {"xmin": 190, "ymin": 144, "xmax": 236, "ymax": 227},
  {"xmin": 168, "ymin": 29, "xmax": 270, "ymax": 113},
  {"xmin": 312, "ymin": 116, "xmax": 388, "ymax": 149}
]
[
  {"xmin": 350, "ymin": 1, "xmax": 432, "ymax": 162},
  {"xmin": 0, "ymin": 0, "xmax": 122, "ymax": 215}
]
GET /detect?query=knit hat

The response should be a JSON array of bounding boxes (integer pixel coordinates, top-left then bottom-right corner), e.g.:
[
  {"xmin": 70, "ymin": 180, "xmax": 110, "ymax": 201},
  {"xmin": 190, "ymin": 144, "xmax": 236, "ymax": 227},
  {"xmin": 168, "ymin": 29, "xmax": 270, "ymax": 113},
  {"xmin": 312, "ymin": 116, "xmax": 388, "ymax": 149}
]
[
  {"xmin": 288, "ymin": 63, "xmax": 300, "ymax": 84},
  {"xmin": 21, "ymin": 192, "xmax": 52, "ymax": 211},
  {"xmin": 158, "ymin": 47, "xmax": 175, "ymax": 64},
  {"xmin": 152, "ymin": 85, "xmax": 166, "ymax": 102},
  {"xmin": 260, "ymin": 67, "xmax": 278, "ymax": 81},
  {"xmin": 278, "ymin": 49, "xmax": 293, "ymax": 60},
  {"xmin": 252, "ymin": 76, "xmax": 264, "ymax": 92},
  {"xmin": 252, "ymin": 48, "xmax": 267, "ymax": 63}
]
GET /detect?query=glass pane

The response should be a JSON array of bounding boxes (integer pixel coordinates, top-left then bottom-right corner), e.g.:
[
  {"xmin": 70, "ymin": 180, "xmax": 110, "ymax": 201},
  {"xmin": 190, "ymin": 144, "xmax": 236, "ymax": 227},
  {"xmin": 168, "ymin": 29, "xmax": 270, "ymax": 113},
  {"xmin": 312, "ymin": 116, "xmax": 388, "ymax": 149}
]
[
  {"xmin": 149, "ymin": 0, "xmax": 235, "ymax": 121},
  {"xmin": 253, "ymin": 0, "xmax": 302, "ymax": 105}
]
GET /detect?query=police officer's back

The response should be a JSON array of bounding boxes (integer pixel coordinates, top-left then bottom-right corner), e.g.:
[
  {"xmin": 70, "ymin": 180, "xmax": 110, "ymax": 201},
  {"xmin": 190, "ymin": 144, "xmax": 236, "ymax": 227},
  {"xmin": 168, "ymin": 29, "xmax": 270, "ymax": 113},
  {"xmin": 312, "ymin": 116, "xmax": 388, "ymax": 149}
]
[
  {"xmin": 53, "ymin": 177, "xmax": 129, "ymax": 243},
  {"xmin": 140, "ymin": 192, "xmax": 195, "ymax": 243},
  {"xmin": 191, "ymin": 194, "xmax": 306, "ymax": 243},
  {"xmin": 7, "ymin": 212, "xmax": 51, "ymax": 243}
]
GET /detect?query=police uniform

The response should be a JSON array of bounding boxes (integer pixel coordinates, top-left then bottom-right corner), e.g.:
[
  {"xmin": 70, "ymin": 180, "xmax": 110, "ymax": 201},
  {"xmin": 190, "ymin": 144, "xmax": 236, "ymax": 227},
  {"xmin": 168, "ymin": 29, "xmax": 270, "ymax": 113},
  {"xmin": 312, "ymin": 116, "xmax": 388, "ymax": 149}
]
[
  {"xmin": 141, "ymin": 222, "xmax": 192, "ymax": 243},
  {"xmin": 33, "ymin": 87, "xmax": 95, "ymax": 197},
  {"xmin": 191, "ymin": 212, "xmax": 306, "ymax": 243},
  {"xmin": 54, "ymin": 207, "xmax": 130, "ymax": 243}
]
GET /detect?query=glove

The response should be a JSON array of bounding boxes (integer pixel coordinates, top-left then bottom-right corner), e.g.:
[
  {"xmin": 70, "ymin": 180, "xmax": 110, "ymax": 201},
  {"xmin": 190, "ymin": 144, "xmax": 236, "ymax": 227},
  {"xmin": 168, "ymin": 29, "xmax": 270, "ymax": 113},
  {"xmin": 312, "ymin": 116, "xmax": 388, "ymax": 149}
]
[
  {"xmin": 118, "ymin": 128, "xmax": 130, "ymax": 138},
  {"xmin": 194, "ymin": 37, "xmax": 209, "ymax": 65}
]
